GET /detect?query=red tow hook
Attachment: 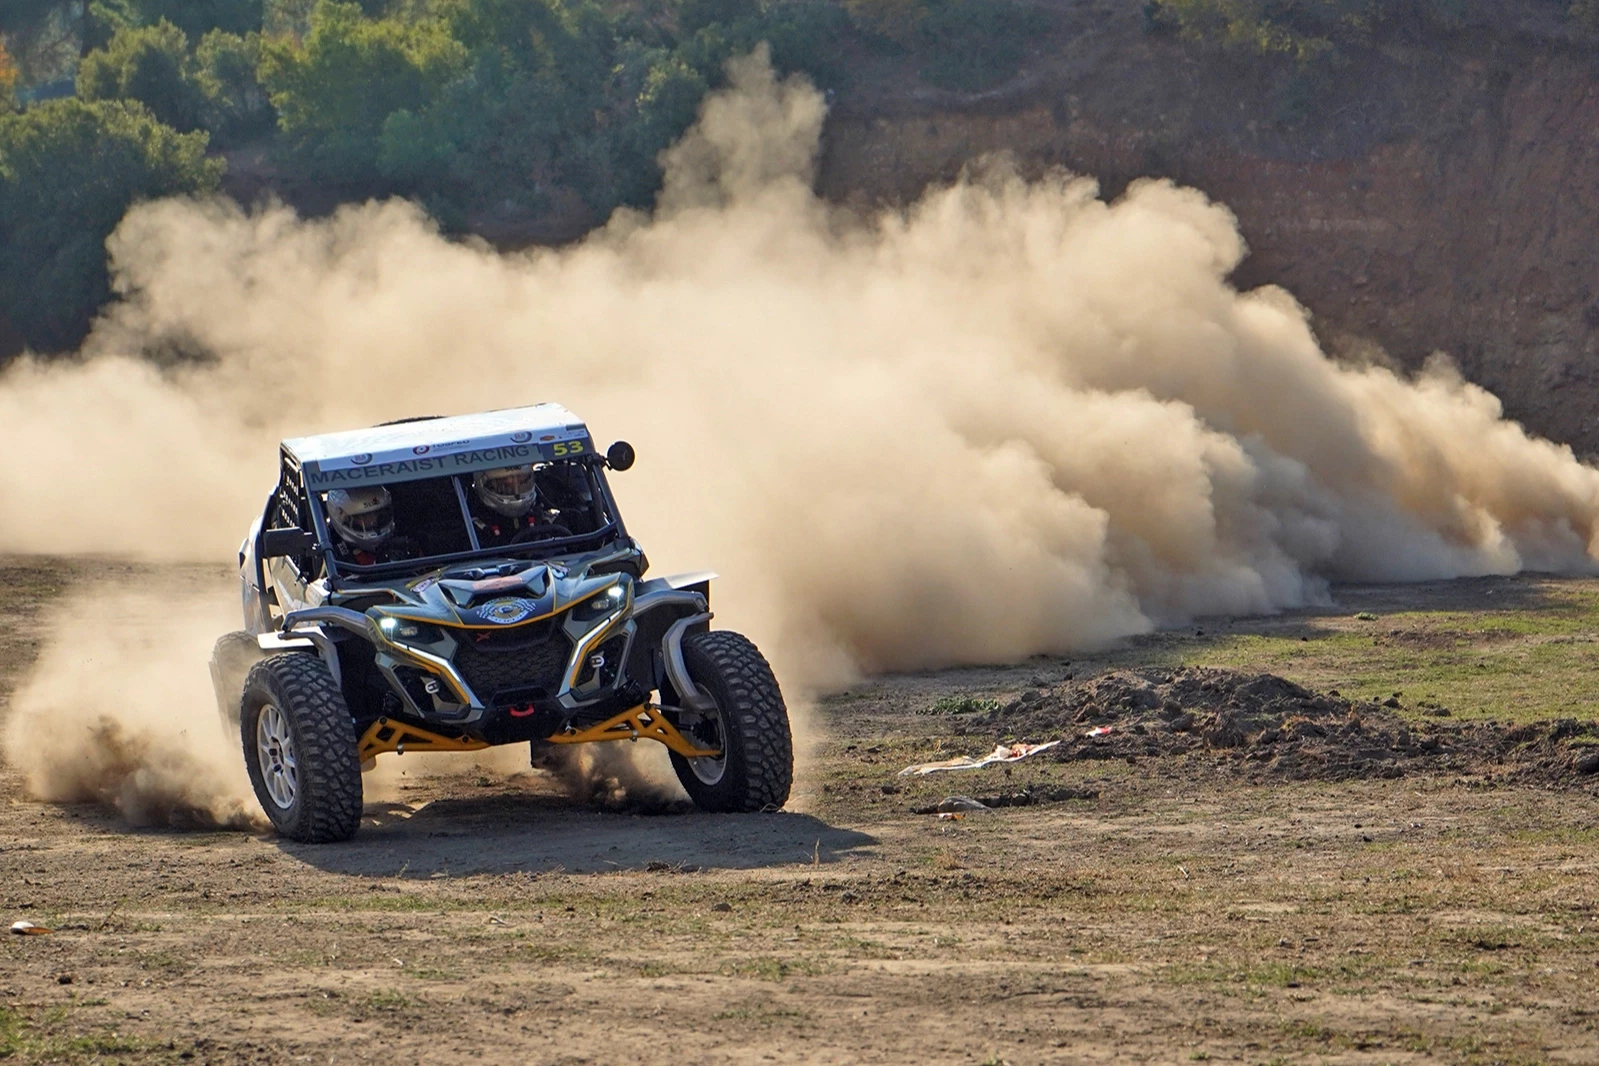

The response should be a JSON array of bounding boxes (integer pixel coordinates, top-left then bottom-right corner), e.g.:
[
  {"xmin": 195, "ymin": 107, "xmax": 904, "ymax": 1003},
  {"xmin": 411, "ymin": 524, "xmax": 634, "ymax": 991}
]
[{"xmin": 507, "ymin": 704, "xmax": 536, "ymax": 718}]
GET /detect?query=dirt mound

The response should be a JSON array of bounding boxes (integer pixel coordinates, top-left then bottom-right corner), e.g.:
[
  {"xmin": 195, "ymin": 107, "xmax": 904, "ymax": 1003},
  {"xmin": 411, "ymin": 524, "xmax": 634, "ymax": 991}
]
[{"xmin": 958, "ymin": 667, "xmax": 1599, "ymax": 786}]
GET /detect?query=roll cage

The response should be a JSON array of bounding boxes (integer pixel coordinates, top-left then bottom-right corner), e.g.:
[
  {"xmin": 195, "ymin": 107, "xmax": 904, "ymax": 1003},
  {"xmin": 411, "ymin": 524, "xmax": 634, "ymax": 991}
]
[{"xmin": 256, "ymin": 447, "xmax": 631, "ymax": 591}]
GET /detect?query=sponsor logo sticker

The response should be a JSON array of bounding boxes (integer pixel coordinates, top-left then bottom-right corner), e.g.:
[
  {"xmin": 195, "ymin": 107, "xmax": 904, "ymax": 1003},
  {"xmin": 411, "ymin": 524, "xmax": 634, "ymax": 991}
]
[
  {"xmin": 413, "ymin": 445, "xmax": 431, "ymax": 455},
  {"xmin": 480, "ymin": 597, "xmax": 537, "ymax": 625},
  {"xmin": 510, "ymin": 431, "xmax": 533, "ymax": 443},
  {"xmin": 352, "ymin": 453, "xmax": 373, "ymax": 465}
]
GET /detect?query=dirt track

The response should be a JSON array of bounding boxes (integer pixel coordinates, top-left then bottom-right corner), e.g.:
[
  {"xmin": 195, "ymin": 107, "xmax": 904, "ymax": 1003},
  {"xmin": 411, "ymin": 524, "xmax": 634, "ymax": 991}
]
[{"xmin": 4, "ymin": 561, "xmax": 1599, "ymax": 1064}]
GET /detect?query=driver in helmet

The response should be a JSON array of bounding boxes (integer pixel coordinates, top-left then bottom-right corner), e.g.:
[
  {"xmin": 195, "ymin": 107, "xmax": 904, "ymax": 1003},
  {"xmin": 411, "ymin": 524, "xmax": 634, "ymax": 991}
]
[
  {"xmin": 470, "ymin": 464, "xmax": 548, "ymax": 546},
  {"xmin": 326, "ymin": 486, "xmax": 416, "ymax": 566}
]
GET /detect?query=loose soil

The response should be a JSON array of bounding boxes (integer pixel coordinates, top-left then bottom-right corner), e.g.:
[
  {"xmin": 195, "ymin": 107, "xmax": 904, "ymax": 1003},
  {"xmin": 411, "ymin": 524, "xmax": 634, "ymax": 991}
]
[
  {"xmin": 4, "ymin": 559, "xmax": 1599, "ymax": 1064},
  {"xmin": 957, "ymin": 667, "xmax": 1599, "ymax": 788}
]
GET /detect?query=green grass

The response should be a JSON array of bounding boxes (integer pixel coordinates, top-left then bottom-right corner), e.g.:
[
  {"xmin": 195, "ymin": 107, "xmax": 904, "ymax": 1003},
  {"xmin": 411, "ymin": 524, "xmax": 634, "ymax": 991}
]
[
  {"xmin": 1149, "ymin": 585, "xmax": 1599, "ymax": 723},
  {"xmin": 0, "ymin": 1004, "xmax": 160, "ymax": 1063},
  {"xmin": 923, "ymin": 695, "xmax": 1002, "ymax": 716}
]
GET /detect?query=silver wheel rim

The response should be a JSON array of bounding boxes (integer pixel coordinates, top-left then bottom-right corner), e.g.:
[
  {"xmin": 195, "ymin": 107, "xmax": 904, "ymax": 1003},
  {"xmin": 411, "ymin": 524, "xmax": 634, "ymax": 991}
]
[
  {"xmin": 255, "ymin": 703, "xmax": 299, "ymax": 810},
  {"xmin": 687, "ymin": 687, "xmax": 728, "ymax": 786}
]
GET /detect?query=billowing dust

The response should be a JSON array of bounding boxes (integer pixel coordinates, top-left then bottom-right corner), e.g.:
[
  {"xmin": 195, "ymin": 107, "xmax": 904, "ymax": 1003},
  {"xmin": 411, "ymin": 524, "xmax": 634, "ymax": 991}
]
[
  {"xmin": 0, "ymin": 589, "xmax": 262, "ymax": 829},
  {"xmin": 5, "ymin": 50, "xmax": 1599, "ymax": 823}
]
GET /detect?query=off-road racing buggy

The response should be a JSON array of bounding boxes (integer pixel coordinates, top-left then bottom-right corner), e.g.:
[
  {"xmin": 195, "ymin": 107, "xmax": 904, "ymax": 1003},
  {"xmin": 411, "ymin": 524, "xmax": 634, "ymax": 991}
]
[{"xmin": 211, "ymin": 405, "xmax": 793, "ymax": 842}]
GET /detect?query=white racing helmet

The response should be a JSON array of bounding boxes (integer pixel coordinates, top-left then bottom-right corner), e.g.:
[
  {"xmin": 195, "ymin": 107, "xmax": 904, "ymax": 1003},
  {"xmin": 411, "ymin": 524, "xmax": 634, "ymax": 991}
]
[
  {"xmin": 473, "ymin": 464, "xmax": 538, "ymax": 517},
  {"xmin": 327, "ymin": 486, "xmax": 394, "ymax": 549}
]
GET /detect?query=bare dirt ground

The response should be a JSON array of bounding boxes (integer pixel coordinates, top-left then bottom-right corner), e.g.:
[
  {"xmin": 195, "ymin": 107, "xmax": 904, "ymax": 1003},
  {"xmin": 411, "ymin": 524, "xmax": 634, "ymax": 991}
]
[{"xmin": 4, "ymin": 560, "xmax": 1599, "ymax": 1064}]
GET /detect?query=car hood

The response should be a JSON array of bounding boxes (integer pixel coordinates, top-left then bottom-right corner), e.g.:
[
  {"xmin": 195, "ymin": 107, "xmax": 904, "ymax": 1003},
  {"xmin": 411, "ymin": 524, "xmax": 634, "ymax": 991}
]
[{"xmin": 358, "ymin": 559, "xmax": 623, "ymax": 629}]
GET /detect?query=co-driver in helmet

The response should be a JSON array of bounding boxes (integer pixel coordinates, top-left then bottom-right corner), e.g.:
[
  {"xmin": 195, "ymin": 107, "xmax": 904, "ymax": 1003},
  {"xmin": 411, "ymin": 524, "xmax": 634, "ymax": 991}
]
[
  {"xmin": 326, "ymin": 486, "xmax": 417, "ymax": 566},
  {"xmin": 470, "ymin": 464, "xmax": 566, "ymax": 547}
]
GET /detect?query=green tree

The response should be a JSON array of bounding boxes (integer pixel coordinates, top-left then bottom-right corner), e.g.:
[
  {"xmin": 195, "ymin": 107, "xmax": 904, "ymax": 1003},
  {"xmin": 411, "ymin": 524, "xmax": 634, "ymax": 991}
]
[
  {"xmin": 194, "ymin": 29, "xmax": 273, "ymax": 140},
  {"xmin": 259, "ymin": 0, "xmax": 467, "ymax": 184},
  {"xmin": 380, "ymin": 0, "xmax": 623, "ymax": 209},
  {"xmin": 0, "ymin": 98, "xmax": 222, "ymax": 352},
  {"xmin": 675, "ymin": 0, "xmax": 760, "ymax": 36},
  {"xmin": 77, "ymin": 20, "xmax": 203, "ymax": 130},
  {"xmin": 115, "ymin": 0, "xmax": 263, "ymax": 39}
]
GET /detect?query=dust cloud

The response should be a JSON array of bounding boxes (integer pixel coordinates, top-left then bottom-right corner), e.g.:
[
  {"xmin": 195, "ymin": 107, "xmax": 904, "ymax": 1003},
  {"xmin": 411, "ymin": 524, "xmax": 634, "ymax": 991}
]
[
  {"xmin": 4, "ymin": 49, "xmax": 1599, "ymax": 819},
  {"xmin": 0, "ymin": 588, "xmax": 263, "ymax": 829},
  {"xmin": 534, "ymin": 742, "xmax": 689, "ymax": 813}
]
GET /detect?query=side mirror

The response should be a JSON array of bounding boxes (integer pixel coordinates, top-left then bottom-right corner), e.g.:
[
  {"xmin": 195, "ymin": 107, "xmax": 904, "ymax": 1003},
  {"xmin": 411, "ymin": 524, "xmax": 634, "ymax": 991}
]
[
  {"xmin": 261, "ymin": 527, "xmax": 318, "ymax": 559},
  {"xmin": 606, "ymin": 440, "xmax": 636, "ymax": 471}
]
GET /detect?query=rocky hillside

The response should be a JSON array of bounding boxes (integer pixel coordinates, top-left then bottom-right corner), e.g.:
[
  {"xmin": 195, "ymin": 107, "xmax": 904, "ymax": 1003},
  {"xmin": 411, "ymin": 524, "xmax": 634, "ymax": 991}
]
[{"xmin": 817, "ymin": 0, "xmax": 1599, "ymax": 455}]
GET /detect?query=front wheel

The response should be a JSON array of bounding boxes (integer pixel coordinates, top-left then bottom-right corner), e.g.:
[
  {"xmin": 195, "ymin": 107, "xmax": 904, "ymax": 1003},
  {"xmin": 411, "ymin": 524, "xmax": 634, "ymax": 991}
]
[
  {"xmin": 667, "ymin": 630, "xmax": 793, "ymax": 812},
  {"xmin": 241, "ymin": 653, "xmax": 364, "ymax": 843}
]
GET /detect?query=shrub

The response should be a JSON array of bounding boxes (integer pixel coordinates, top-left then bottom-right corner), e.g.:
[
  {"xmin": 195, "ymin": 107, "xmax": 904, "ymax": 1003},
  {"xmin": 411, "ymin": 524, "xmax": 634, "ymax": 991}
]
[
  {"xmin": 77, "ymin": 20, "xmax": 205, "ymax": 131},
  {"xmin": 0, "ymin": 98, "xmax": 222, "ymax": 352}
]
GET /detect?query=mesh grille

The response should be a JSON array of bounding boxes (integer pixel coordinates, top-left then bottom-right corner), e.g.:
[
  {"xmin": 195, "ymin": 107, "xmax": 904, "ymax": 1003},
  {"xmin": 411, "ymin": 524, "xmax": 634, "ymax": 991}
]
[{"xmin": 450, "ymin": 618, "xmax": 573, "ymax": 702}]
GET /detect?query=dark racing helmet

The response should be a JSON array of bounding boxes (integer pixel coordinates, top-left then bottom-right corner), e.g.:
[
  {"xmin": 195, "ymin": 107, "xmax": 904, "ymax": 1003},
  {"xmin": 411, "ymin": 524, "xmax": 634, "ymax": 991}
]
[
  {"xmin": 326, "ymin": 486, "xmax": 394, "ymax": 549},
  {"xmin": 473, "ymin": 465, "xmax": 538, "ymax": 518}
]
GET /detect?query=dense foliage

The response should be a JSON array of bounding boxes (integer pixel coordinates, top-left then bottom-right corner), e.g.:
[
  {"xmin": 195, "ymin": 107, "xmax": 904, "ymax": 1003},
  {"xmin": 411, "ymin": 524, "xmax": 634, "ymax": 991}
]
[
  {"xmin": 1143, "ymin": 1, "xmax": 1579, "ymax": 61},
  {"xmin": 0, "ymin": 99, "xmax": 222, "ymax": 352},
  {"xmin": 0, "ymin": 0, "xmax": 1053, "ymax": 352}
]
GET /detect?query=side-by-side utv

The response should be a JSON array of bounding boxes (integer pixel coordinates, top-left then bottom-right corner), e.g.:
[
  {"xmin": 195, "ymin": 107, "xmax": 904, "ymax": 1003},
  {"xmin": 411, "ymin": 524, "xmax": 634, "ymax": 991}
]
[{"xmin": 211, "ymin": 404, "xmax": 792, "ymax": 842}]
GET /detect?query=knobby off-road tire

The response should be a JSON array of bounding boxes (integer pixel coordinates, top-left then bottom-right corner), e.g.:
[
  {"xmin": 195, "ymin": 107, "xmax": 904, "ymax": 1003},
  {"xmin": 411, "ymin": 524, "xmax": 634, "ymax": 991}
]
[
  {"xmin": 240, "ymin": 653, "xmax": 364, "ymax": 843},
  {"xmin": 210, "ymin": 630, "xmax": 265, "ymax": 731},
  {"xmin": 668, "ymin": 630, "xmax": 793, "ymax": 813}
]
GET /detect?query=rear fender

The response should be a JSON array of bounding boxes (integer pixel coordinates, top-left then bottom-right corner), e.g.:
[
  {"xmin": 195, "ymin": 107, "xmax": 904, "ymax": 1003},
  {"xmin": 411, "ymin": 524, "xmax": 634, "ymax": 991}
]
[{"xmin": 239, "ymin": 500, "xmax": 273, "ymax": 634}]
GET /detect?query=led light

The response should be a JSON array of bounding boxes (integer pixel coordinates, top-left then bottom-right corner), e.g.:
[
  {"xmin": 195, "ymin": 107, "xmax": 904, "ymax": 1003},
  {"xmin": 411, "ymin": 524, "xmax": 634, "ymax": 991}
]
[{"xmin": 379, "ymin": 618, "xmax": 397, "ymax": 632}]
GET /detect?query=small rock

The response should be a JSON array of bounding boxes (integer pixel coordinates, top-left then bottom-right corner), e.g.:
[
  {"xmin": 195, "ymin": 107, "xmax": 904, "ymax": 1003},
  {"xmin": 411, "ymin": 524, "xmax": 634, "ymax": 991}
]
[
  {"xmin": 1574, "ymin": 752, "xmax": 1599, "ymax": 775},
  {"xmin": 55, "ymin": 973, "xmax": 74, "ymax": 985},
  {"xmin": 936, "ymin": 795, "xmax": 991, "ymax": 813},
  {"xmin": 1382, "ymin": 696, "xmax": 1401, "ymax": 709},
  {"xmin": 710, "ymin": 902, "xmax": 732, "ymax": 913}
]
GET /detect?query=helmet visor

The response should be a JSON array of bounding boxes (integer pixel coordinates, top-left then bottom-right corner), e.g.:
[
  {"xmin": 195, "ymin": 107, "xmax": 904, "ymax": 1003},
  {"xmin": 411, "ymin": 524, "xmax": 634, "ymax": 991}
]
[
  {"xmin": 483, "ymin": 468, "xmax": 535, "ymax": 499},
  {"xmin": 341, "ymin": 509, "xmax": 390, "ymax": 536}
]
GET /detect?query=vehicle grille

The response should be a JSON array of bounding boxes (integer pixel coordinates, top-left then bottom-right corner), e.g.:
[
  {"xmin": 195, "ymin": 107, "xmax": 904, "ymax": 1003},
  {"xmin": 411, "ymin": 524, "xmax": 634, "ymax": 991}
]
[{"xmin": 450, "ymin": 618, "xmax": 574, "ymax": 703}]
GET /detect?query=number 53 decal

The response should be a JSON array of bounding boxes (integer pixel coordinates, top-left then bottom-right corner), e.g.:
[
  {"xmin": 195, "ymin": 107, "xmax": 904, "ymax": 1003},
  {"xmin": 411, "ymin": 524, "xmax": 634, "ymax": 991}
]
[{"xmin": 550, "ymin": 440, "xmax": 587, "ymax": 457}]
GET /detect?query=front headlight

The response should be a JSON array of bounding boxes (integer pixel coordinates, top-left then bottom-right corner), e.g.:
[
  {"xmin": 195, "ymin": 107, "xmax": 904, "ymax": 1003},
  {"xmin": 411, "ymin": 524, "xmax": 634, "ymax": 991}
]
[
  {"xmin": 377, "ymin": 617, "xmax": 444, "ymax": 645},
  {"xmin": 571, "ymin": 584, "xmax": 626, "ymax": 623}
]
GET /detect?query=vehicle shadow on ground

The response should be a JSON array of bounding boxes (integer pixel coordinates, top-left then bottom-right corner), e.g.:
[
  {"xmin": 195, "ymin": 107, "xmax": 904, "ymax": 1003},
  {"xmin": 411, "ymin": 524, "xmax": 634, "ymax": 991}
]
[{"xmin": 277, "ymin": 794, "xmax": 877, "ymax": 878}]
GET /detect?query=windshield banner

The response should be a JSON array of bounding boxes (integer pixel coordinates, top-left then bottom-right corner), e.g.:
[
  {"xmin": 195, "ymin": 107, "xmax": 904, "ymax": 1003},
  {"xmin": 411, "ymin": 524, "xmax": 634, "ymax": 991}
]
[{"xmin": 303, "ymin": 434, "xmax": 595, "ymax": 490}]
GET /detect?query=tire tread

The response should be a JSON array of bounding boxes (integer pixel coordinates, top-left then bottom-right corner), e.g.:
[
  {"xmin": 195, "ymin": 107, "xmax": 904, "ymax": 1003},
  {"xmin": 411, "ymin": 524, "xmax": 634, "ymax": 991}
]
[
  {"xmin": 674, "ymin": 630, "xmax": 793, "ymax": 812},
  {"xmin": 242, "ymin": 653, "xmax": 363, "ymax": 843}
]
